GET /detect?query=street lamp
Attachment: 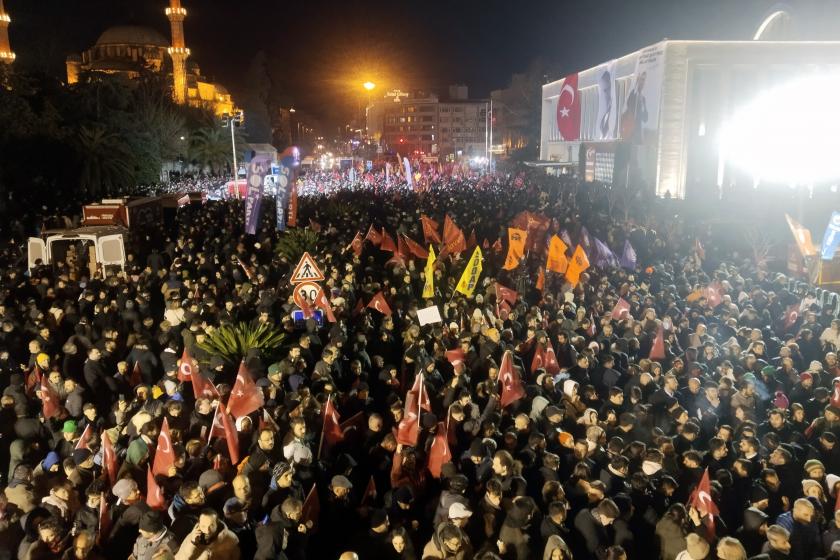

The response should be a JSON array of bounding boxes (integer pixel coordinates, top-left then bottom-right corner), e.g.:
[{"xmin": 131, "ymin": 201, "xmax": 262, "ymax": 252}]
[
  {"xmin": 363, "ymin": 81, "xmax": 376, "ymax": 91},
  {"xmin": 221, "ymin": 110, "xmax": 244, "ymax": 198}
]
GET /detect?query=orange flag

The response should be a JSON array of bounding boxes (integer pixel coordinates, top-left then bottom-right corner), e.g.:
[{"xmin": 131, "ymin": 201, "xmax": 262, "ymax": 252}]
[
  {"xmin": 380, "ymin": 230, "xmax": 397, "ymax": 252},
  {"xmin": 421, "ymin": 215, "xmax": 441, "ymax": 244},
  {"xmin": 442, "ymin": 215, "xmax": 466, "ymax": 256},
  {"xmin": 503, "ymin": 228, "xmax": 528, "ymax": 270},
  {"xmin": 536, "ymin": 266, "xmax": 545, "ymax": 292},
  {"xmin": 547, "ymin": 235, "xmax": 569, "ymax": 273},
  {"xmin": 403, "ymin": 234, "xmax": 429, "ymax": 258},
  {"xmin": 365, "ymin": 224, "xmax": 382, "ymax": 245},
  {"xmin": 565, "ymin": 245, "xmax": 590, "ymax": 286}
]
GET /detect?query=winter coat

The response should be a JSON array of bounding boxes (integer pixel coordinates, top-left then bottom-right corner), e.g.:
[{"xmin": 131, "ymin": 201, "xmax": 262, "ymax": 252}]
[
  {"xmin": 174, "ymin": 522, "xmax": 240, "ymax": 560},
  {"xmin": 655, "ymin": 516, "xmax": 686, "ymax": 560},
  {"xmin": 421, "ymin": 523, "xmax": 473, "ymax": 560},
  {"xmin": 542, "ymin": 535, "xmax": 573, "ymax": 560},
  {"xmin": 132, "ymin": 528, "xmax": 179, "ymax": 560}
]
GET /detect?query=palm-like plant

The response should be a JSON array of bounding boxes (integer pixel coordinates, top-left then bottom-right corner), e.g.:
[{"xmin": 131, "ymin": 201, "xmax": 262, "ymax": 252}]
[
  {"xmin": 189, "ymin": 125, "xmax": 245, "ymax": 175},
  {"xmin": 76, "ymin": 124, "xmax": 134, "ymax": 198},
  {"xmin": 198, "ymin": 322, "xmax": 286, "ymax": 363},
  {"xmin": 275, "ymin": 228, "xmax": 320, "ymax": 264}
]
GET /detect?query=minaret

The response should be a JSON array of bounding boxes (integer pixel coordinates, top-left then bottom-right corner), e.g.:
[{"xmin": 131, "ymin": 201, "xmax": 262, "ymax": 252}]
[
  {"xmin": 0, "ymin": 0, "xmax": 15, "ymax": 64},
  {"xmin": 166, "ymin": 0, "xmax": 189, "ymax": 104}
]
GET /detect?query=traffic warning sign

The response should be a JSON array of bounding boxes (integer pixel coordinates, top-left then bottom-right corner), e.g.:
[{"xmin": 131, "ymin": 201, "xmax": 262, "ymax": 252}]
[
  {"xmin": 290, "ymin": 252, "xmax": 325, "ymax": 284},
  {"xmin": 293, "ymin": 281, "xmax": 321, "ymax": 308}
]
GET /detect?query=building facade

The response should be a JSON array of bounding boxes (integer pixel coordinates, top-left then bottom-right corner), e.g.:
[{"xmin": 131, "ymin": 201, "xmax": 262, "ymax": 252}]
[
  {"xmin": 367, "ymin": 88, "xmax": 488, "ymax": 162},
  {"xmin": 540, "ymin": 39, "xmax": 840, "ymax": 199},
  {"xmin": 65, "ymin": 1, "xmax": 235, "ymax": 116}
]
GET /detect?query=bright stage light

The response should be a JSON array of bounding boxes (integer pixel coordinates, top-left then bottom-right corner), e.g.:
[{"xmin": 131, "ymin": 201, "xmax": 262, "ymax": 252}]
[{"xmin": 719, "ymin": 73, "xmax": 840, "ymax": 185}]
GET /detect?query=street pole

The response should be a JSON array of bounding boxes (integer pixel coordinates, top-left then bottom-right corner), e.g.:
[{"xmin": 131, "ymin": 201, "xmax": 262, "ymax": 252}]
[
  {"xmin": 230, "ymin": 119, "xmax": 239, "ymax": 199},
  {"xmin": 485, "ymin": 102, "xmax": 489, "ymax": 172},
  {"xmin": 489, "ymin": 99, "xmax": 494, "ymax": 173}
]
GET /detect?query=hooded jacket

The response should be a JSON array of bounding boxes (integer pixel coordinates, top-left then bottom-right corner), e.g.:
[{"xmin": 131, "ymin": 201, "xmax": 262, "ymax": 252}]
[
  {"xmin": 174, "ymin": 521, "xmax": 240, "ymax": 560},
  {"xmin": 421, "ymin": 523, "xmax": 473, "ymax": 560}
]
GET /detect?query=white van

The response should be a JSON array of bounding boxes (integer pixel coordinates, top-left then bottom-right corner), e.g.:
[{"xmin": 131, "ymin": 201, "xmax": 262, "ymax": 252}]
[{"xmin": 28, "ymin": 226, "xmax": 128, "ymax": 272}]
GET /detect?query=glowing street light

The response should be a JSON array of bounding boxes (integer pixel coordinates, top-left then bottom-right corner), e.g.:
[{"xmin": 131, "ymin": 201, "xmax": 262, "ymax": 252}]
[{"xmin": 363, "ymin": 81, "xmax": 376, "ymax": 91}]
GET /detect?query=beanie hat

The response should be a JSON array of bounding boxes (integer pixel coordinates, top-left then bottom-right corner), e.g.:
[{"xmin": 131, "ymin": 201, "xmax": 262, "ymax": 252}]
[
  {"xmin": 827, "ymin": 473, "xmax": 840, "ymax": 496},
  {"xmin": 685, "ymin": 533, "xmax": 710, "ymax": 560},
  {"xmin": 62, "ymin": 420, "xmax": 77, "ymax": 434},
  {"xmin": 198, "ymin": 469, "xmax": 225, "ymax": 491},
  {"xmin": 803, "ymin": 459, "xmax": 825, "ymax": 474},
  {"xmin": 139, "ymin": 511, "xmax": 164, "ymax": 533},
  {"xmin": 773, "ymin": 391, "xmax": 789, "ymax": 410},
  {"xmin": 72, "ymin": 448, "xmax": 92, "ymax": 466}
]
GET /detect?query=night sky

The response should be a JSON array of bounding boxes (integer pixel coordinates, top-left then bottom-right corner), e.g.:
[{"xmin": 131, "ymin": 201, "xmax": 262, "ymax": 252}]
[{"xmin": 7, "ymin": 0, "xmax": 840, "ymax": 128}]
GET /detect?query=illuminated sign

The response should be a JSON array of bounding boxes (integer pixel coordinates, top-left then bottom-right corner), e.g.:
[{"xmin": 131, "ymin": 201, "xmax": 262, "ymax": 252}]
[{"xmin": 385, "ymin": 90, "xmax": 410, "ymax": 103}]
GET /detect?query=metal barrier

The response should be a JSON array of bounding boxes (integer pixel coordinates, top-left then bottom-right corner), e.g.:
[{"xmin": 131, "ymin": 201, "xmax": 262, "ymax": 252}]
[{"xmin": 785, "ymin": 278, "xmax": 840, "ymax": 318}]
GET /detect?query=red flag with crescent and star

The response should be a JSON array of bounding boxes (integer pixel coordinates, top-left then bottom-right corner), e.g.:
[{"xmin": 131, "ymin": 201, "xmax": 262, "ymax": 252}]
[
  {"xmin": 227, "ymin": 361, "xmax": 264, "ymax": 419},
  {"xmin": 152, "ymin": 418, "xmax": 176, "ymax": 477},
  {"xmin": 178, "ymin": 348, "xmax": 194, "ymax": 383},
  {"xmin": 688, "ymin": 467, "xmax": 719, "ymax": 531},
  {"xmin": 367, "ymin": 292, "xmax": 392, "ymax": 316},
  {"xmin": 499, "ymin": 350, "xmax": 525, "ymax": 408},
  {"xmin": 556, "ymin": 73, "xmax": 581, "ymax": 141}
]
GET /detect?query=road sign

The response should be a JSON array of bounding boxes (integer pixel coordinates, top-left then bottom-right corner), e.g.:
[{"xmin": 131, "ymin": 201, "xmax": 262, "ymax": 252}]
[
  {"xmin": 290, "ymin": 252, "xmax": 325, "ymax": 284},
  {"xmin": 293, "ymin": 281, "xmax": 321, "ymax": 308}
]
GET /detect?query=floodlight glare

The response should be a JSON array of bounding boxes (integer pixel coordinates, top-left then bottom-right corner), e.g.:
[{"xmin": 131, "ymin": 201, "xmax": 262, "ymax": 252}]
[{"xmin": 719, "ymin": 73, "xmax": 840, "ymax": 185}]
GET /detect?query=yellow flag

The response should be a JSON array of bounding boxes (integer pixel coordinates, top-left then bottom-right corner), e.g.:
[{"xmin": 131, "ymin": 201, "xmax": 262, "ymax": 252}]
[
  {"xmin": 503, "ymin": 228, "xmax": 528, "ymax": 270},
  {"xmin": 455, "ymin": 247, "xmax": 483, "ymax": 298},
  {"xmin": 546, "ymin": 235, "xmax": 569, "ymax": 274},
  {"xmin": 422, "ymin": 245, "xmax": 437, "ymax": 298}
]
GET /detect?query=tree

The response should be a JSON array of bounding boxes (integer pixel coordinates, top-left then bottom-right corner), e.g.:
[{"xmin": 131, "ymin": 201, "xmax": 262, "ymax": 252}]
[
  {"xmin": 189, "ymin": 125, "xmax": 245, "ymax": 175},
  {"xmin": 76, "ymin": 124, "xmax": 134, "ymax": 198}
]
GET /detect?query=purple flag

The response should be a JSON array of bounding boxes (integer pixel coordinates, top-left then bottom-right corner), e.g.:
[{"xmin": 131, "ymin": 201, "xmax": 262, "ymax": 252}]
[
  {"xmin": 620, "ymin": 240, "xmax": 637, "ymax": 270},
  {"xmin": 560, "ymin": 229, "xmax": 573, "ymax": 248},
  {"xmin": 579, "ymin": 226, "xmax": 592, "ymax": 253},
  {"xmin": 245, "ymin": 154, "xmax": 271, "ymax": 235},
  {"xmin": 593, "ymin": 238, "xmax": 619, "ymax": 268}
]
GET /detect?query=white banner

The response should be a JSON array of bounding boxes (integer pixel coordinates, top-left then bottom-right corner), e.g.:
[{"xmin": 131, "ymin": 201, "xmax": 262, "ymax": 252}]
[
  {"xmin": 596, "ymin": 60, "xmax": 618, "ymax": 140},
  {"xmin": 621, "ymin": 42, "xmax": 666, "ymax": 144}
]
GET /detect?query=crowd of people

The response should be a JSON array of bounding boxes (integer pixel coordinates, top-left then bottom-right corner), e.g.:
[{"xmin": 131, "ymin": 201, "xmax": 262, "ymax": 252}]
[{"xmin": 1, "ymin": 168, "xmax": 840, "ymax": 560}]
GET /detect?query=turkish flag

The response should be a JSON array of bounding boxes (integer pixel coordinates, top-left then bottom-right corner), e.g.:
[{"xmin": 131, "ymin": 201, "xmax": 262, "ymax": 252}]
[
  {"xmin": 314, "ymin": 288, "xmax": 337, "ymax": 323},
  {"xmin": 227, "ymin": 361, "xmax": 264, "ymax": 419},
  {"xmin": 531, "ymin": 346, "xmax": 545, "ymax": 373},
  {"xmin": 178, "ymin": 348, "xmax": 194, "ymax": 383},
  {"xmin": 543, "ymin": 340, "xmax": 561, "ymax": 375},
  {"xmin": 146, "ymin": 467, "xmax": 166, "ymax": 510},
  {"xmin": 611, "ymin": 298, "xmax": 631, "ymax": 321},
  {"xmin": 365, "ymin": 224, "xmax": 382, "ymax": 246},
  {"xmin": 380, "ymin": 230, "xmax": 397, "ymax": 252},
  {"xmin": 129, "ymin": 361, "xmax": 142, "ymax": 388},
  {"xmin": 688, "ymin": 467, "xmax": 719, "ymax": 530},
  {"xmin": 421, "ymin": 214, "xmax": 441, "ymax": 245},
  {"xmin": 101, "ymin": 431, "xmax": 118, "ymax": 487},
  {"xmin": 152, "ymin": 418, "xmax": 176, "ymax": 477},
  {"xmin": 346, "ymin": 232, "xmax": 364, "ymax": 257},
  {"xmin": 301, "ymin": 484, "xmax": 321, "ymax": 531},
  {"xmin": 556, "ymin": 73, "xmax": 581, "ymax": 141},
  {"xmin": 427, "ymin": 422, "xmax": 452, "ymax": 479},
  {"xmin": 403, "ymin": 234, "xmax": 429, "ymax": 259},
  {"xmin": 495, "ymin": 282, "xmax": 518, "ymax": 305},
  {"xmin": 367, "ymin": 292, "xmax": 392, "ymax": 316},
  {"xmin": 499, "ymin": 350, "xmax": 525, "ymax": 408},
  {"xmin": 191, "ymin": 364, "xmax": 220, "ymax": 401},
  {"xmin": 218, "ymin": 405, "xmax": 240, "ymax": 465},
  {"xmin": 705, "ymin": 282, "xmax": 722, "ymax": 308},
  {"xmin": 445, "ymin": 348, "xmax": 466, "ymax": 368},
  {"xmin": 409, "ymin": 372, "xmax": 431, "ymax": 413},
  {"xmin": 75, "ymin": 424, "xmax": 93, "ymax": 450},
  {"xmin": 98, "ymin": 494, "xmax": 111, "ymax": 543},
  {"xmin": 783, "ymin": 303, "xmax": 800, "ymax": 330},
  {"xmin": 649, "ymin": 325, "xmax": 666, "ymax": 360},
  {"xmin": 492, "ymin": 238, "xmax": 503, "ymax": 254},
  {"xmin": 361, "ymin": 476, "xmax": 377, "ymax": 505},
  {"xmin": 322, "ymin": 396, "xmax": 344, "ymax": 446},
  {"xmin": 40, "ymin": 373, "xmax": 60, "ymax": 419},
  {"xmin": 586, "ymin": 314, "xmax": 597, "ymax": 337}
]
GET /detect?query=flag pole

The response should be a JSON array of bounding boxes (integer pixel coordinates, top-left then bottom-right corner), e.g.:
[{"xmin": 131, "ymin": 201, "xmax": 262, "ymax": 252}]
[{"xmin": 318, "ymin": 394, "xmax": 330, "ymax": 460}]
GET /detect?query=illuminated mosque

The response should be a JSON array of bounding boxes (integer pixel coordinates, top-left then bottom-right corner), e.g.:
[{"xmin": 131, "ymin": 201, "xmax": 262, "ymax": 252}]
[{"xmin": 63, "ymin": 0, "xmax": 235, "ymax": 115}]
